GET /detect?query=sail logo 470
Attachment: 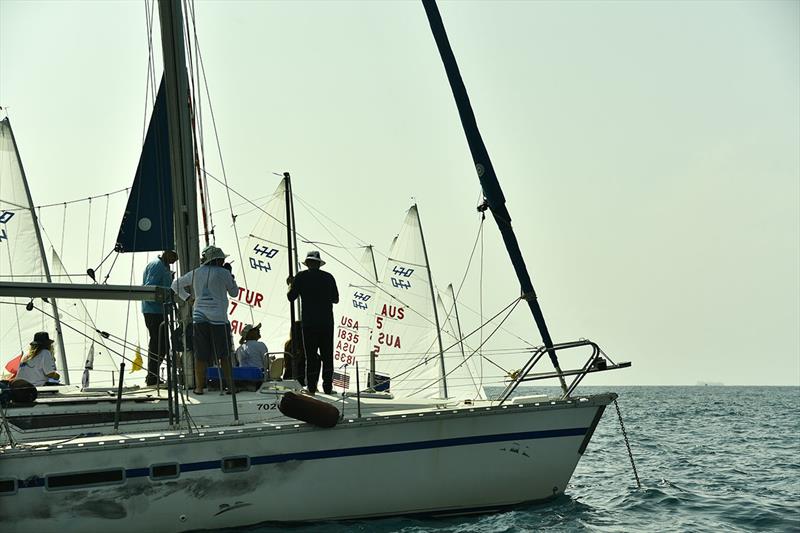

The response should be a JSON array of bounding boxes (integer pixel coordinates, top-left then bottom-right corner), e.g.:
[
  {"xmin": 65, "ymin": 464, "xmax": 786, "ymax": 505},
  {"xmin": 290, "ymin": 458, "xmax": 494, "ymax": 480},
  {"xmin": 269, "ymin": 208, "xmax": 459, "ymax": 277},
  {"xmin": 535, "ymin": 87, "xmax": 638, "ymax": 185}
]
[
  {"xmin": 0, "ymin": 210, "xmax": 14, "ymax": 242},
  {"xmin": 391, "ymin": 265, "xmax": 414, "ymax": 290},
  {"xmin": 249, "ymin": 243, "xmax": 279, "ymax": 273},
  {"xmin": 352, "ymin": 291, "xmax": 371, "ymax": 310}
]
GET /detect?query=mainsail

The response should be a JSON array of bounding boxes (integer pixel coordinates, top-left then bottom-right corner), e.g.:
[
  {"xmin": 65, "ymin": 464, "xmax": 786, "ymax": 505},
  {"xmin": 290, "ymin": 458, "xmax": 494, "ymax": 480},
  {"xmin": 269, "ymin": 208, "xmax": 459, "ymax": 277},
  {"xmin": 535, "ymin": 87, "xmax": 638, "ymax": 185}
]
[
  {"xmin": 369, "ymin": 206, "xmax": 447, "ymax": 399},
  {"xmin": 332, "ymin": 245, "xmax": 379, "ymax": 392},
  {"xmin": 0, "ymin": 118, "xmax": 68, "ymax": 381},
  {"xmin": 227, "ymin": 179, "xmax": 292, "ymax": 354}
]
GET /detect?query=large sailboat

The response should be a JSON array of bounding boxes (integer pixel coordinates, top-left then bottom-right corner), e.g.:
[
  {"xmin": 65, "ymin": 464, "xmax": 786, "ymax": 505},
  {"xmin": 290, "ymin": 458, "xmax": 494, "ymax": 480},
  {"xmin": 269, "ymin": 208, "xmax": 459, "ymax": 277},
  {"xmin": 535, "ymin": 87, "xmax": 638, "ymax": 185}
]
[{"xmin": 0, "ymin": 1, "xmax": 631, "ymax": 531}]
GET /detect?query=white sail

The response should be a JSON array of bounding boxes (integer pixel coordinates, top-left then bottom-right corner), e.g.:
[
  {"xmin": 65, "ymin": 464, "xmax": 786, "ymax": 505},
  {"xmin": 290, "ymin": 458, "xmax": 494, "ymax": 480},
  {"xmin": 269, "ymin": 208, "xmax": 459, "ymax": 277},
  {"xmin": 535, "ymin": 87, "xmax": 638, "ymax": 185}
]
[
  {"xmin": 227, "ymin": 179, "xmax": 292, "ymax": 356},
  {"xmin": 0, "ymin": 118, "xmax": 60, "ymax": 371},
  {"xmin": 437, "ymin": 286, "xmax": 485, "ymax": 399},
  {"xmin": 332, "ymin": 246, "xmax": 379, "ymax": 392},
  {"xmin": 369, "ymin": 206, "xmax": 446, "ymax": 399}
]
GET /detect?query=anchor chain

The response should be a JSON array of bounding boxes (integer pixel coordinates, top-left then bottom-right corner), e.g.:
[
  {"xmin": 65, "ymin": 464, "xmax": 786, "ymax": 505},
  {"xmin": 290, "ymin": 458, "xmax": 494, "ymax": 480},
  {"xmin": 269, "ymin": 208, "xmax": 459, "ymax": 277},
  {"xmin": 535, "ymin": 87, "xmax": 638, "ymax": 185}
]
[{"xmin": 613, "ymin": 398, "xmax": 641, "ymax": 489}]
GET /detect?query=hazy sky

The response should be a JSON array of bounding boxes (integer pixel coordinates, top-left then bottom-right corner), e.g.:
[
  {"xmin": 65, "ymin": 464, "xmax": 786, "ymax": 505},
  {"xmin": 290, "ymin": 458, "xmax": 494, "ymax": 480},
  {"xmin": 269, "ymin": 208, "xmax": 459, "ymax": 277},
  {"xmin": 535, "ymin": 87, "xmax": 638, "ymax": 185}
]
[{"xmin": 1, "ymin": 0, "xmax": 798, "ymax": 386}]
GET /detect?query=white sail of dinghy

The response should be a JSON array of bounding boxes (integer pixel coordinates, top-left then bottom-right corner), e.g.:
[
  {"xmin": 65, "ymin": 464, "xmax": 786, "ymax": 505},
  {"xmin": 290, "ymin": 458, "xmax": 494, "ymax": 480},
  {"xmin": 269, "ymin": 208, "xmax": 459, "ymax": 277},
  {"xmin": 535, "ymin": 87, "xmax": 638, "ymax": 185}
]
[
  {"xmin": 0, "ymin": 118, "xmax": 69, "ymax": 381},
  {"xmin": 369, "ymin": 205, "xmax": 449, "ymax": 399},
  {"xmin": 227, "ymin": 179, "xmax": 293, "ymax": 355},
  {"xmin": 436, "ymin": 285, "xmax": 485, "ymax": 399},
  {"xmin": 331, "ymin": 245, "xmax": 380, "ymax": 393}
]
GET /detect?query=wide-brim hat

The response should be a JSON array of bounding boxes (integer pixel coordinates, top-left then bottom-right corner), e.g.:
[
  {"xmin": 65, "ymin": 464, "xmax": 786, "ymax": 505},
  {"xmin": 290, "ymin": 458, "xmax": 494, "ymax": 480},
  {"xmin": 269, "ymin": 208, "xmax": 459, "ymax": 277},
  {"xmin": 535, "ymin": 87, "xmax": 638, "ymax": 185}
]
[
  {"xmin": 30, "ymin": 331, "xmax": 53, "ymax": 347},
  {"xmin": 201, "ymin": 245, "xmax": 228, "ymax": 265},
  {"xmin": 303, "ymin": 250, "xmax": 325, "ymax": 266},
  {"xmin": 239, "ymin": 323, "xmax": 262, "ymax": 343}
]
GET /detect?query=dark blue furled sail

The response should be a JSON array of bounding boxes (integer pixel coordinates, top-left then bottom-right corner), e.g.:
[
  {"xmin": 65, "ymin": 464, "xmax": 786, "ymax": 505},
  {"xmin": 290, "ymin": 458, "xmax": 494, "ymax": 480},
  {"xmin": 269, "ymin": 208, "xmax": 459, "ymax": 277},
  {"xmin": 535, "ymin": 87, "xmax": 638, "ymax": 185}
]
[{"xmin": 115, "ymin": 77, "xmax": 174, "ymax": 253}]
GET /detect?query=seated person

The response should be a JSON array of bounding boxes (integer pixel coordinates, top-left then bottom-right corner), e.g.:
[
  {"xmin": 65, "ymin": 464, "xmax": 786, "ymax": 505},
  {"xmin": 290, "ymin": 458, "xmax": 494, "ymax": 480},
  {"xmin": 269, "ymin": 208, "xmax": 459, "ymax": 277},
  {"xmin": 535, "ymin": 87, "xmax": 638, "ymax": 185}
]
[
  {"xmin": 235, "ymin": 323, "xmax": 268, "ymax": 370},
  {"xmin": 283, "ymin": 321, "xmax": 305, "ymax": 384},
  {"xmin": 15, "ymin": 331, "xmax": 60, "ymax": 387}
]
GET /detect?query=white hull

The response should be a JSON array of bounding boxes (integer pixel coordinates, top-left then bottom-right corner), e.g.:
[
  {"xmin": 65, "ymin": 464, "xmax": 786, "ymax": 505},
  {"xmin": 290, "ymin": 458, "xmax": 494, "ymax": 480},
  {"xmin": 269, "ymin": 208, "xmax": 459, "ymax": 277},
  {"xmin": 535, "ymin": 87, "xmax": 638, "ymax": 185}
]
[{"xmin": 0, "ymin": 393, "xmax": 613, "ymax": 532}]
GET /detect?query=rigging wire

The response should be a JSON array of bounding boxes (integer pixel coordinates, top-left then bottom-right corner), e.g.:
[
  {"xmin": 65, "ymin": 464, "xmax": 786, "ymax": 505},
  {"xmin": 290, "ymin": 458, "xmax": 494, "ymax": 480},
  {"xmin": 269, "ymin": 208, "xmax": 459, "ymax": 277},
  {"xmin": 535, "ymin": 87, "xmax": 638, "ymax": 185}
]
[
  {"xmin": 58, "ymin": 203, "xmax": 66, "ymax": 259},
  {"xmin": 1, "ymin": 187, "xmax": 130, "ymax": 213},
  {"xmin": 479, "ymin": 205, "xmax": 485, "ymax": 386},
  {"xmin": 202, "ymin": 168, "xmax": 519, "ymax": 363},
  {"xmin": 186, "ymin": 14, "xmax": 251, "ymax": 319},
  {"xmin": 186, "ymin": 0, "xmax": 214, "ymax": 246},
  {"xmin": 294, "ymin": 195, "xmax": 368, "ymax": 272},
  {"xmin": 410, "ymin": 298, "xmax": 520, "ymax": 397},
  {"xmin": 211, "ymin": 194, "xmax": 269, "ymax": 216},
  {"xmin": 388, "ymin": 296, "xmax": 518, "ymax": 388},
  {"xmin": 83, "ymin": 197, "xmax": 92, "ymax": 354},
  {"xmin": 293, "ymin": 192, "xmax": 369, "ymax": 249},
  {"xmin": 6, "ymin": 301, "xmax": 158, "ymax": 383},
  {"xmin": 91, "ymin": 195, "xmax": 111, "ymax": 336}
]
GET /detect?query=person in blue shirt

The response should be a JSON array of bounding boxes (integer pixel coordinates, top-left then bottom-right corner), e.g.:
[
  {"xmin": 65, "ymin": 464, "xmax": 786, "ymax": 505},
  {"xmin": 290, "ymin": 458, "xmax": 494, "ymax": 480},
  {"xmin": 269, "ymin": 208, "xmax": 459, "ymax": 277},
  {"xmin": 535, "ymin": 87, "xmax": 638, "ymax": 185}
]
[{"xmin": 142, "ymin": 250, "xmax": 178, "ymax": 386}]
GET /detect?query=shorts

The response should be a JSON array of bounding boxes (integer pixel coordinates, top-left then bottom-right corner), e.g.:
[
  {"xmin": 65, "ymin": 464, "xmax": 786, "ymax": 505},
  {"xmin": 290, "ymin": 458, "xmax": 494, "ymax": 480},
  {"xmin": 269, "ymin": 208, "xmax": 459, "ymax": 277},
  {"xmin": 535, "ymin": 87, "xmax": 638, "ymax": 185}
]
[{"xmin": 193, "ymin": 322, "xmax": 233, "ymax": 364}]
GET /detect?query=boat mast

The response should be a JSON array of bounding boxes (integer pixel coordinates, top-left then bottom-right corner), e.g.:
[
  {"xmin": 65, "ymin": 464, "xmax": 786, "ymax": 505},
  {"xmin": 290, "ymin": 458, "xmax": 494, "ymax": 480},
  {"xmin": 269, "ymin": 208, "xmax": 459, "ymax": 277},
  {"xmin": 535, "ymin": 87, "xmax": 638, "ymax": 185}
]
[
  {"xmin": 367, "ymin": 245, "xmax": 379, "ymax": 282},
  {"xmin": 5, "ymin": 118, "xmax": 70, "ymax": 384},
  {"xmin": 284, "ymin": 172, "xmax": 296, "ymax": 356},
  {"xmin": 422, "ymin": 0, "xmax": 568, "ymax": 392},
  {"xmin": 447, "ymin": 284, "xmax": 466, "ymax": 363},
  {"xmin": 158, "ymin": 0, "xmax": 201, "ymax": 385},
  {"xmin": 414, "ymin": 204, "xmax": 448, "ymax": 399}
]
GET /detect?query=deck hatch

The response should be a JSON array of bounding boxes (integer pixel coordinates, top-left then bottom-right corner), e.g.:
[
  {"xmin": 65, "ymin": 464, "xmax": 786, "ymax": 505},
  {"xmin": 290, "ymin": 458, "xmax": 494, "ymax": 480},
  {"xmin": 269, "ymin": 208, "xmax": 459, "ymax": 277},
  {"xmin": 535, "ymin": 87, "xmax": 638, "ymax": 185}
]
[{"xmin": 46, "ymin": 468, "xmax": 125, "ymax": 490}]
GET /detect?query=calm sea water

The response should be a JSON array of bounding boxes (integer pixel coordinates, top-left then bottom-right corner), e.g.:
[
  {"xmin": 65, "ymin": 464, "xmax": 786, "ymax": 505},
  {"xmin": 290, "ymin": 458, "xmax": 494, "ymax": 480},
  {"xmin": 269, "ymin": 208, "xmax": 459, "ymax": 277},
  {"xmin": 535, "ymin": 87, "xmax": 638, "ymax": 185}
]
[{"xmin": 249, "ymin": 386, "xmax": 799, "ymax": 532}]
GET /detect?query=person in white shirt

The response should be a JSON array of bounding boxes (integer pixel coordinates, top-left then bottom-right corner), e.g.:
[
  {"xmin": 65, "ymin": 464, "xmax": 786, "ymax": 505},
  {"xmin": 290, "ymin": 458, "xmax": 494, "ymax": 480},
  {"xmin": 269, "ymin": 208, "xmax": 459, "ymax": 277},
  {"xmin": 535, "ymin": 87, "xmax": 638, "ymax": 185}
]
[
  {"xmin": 236, "ymin": 323, "xmax": 268, "ymax": 370},
  {"xmin": 15, "ymin": 331, "xmax": 60, "ymax": 387},
  {"xmin": 172, "ymin": 245, "xmax": 238, "ymax": 395}
]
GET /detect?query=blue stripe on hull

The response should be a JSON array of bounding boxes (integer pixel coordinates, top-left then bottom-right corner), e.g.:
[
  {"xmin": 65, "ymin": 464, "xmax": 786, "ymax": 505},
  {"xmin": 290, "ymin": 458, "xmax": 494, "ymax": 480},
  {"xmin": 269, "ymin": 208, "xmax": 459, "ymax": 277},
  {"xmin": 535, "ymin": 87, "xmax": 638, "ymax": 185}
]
[{"xmin": 16, "ymin": 426, "xmax": 587, "ymax": 489}]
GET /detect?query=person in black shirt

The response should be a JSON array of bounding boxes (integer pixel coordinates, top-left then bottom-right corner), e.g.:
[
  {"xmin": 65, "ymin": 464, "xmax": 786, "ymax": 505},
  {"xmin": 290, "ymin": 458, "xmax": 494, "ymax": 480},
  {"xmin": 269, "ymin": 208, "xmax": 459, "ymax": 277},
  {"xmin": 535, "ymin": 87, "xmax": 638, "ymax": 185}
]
[{"xmin": 287, "ymin": 251, "xmax": 339, "ymax": 394}]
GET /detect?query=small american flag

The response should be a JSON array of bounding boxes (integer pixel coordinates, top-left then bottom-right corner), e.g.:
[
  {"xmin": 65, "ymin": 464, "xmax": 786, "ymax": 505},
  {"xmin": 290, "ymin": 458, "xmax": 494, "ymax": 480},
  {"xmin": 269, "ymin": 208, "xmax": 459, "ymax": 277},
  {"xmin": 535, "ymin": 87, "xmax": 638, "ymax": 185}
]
[{"xmin": 332, "ymin": 371, "xmax": 350, "ymax": 389}]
